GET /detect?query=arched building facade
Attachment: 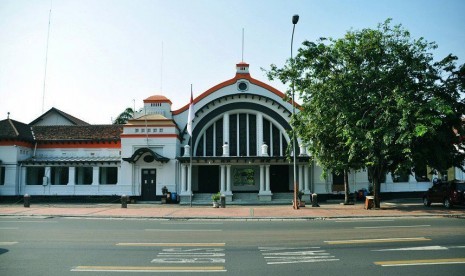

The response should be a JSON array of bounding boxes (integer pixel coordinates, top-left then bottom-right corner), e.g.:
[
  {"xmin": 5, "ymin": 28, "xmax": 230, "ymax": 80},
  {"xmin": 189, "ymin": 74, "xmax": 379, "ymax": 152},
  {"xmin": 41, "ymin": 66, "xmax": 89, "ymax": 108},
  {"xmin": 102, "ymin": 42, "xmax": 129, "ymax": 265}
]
[{"xmin": 0, "ymin": 62, "xmax": 441, "ymax": 202}]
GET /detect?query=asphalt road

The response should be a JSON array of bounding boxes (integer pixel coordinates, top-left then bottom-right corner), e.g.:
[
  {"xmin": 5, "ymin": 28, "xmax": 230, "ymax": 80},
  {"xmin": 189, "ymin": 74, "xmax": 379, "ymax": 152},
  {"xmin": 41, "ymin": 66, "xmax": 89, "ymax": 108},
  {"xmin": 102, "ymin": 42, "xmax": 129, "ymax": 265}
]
[{"xmin": 1, "ymin": 216, "xmax": 464, "ymax": 275}]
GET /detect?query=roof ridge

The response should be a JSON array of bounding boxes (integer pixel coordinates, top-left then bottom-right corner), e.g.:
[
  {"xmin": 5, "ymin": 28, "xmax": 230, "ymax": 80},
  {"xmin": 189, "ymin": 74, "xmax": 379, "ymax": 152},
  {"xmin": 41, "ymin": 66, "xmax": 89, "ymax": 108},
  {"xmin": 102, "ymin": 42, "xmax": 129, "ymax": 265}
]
[{"xmin": 8, "ymin": 118, "xmax": 19, "ymax": 136}]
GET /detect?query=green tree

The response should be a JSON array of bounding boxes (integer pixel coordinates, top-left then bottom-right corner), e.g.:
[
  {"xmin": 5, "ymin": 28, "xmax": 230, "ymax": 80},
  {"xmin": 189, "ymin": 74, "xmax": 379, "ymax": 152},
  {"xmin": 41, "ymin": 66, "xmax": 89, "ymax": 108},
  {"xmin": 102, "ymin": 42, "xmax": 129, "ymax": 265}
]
[
  {"xmin": 267, "ymin": 19, "xmax": 465, "ymax": 208},
  {"xmin": 113, "ymin": 107, "xmax": 134, "ymax": 124}
]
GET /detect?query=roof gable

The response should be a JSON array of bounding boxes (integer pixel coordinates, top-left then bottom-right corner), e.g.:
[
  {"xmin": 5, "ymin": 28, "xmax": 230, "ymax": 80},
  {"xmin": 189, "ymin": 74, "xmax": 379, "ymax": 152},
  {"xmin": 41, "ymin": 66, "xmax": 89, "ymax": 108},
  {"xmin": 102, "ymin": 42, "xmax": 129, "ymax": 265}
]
[
  {"xmin": 0, "ymin": 118, "xmax": 34, "ymax": 142},
  {"xmin": 30, "ymin": 107, "xmax": 90, "ymax": 126}
]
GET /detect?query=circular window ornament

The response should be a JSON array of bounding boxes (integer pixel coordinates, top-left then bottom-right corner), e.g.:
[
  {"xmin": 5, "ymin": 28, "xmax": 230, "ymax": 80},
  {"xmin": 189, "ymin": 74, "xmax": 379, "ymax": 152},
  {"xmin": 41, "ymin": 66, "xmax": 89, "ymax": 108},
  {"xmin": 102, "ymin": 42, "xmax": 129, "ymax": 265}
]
[
  {"xmin": 237, "ymin": 81, "xmax": 248, "ymax": 92},
  {"xmin": 143, "ymin": 155, "xmax": 155, "ymax": 163}
]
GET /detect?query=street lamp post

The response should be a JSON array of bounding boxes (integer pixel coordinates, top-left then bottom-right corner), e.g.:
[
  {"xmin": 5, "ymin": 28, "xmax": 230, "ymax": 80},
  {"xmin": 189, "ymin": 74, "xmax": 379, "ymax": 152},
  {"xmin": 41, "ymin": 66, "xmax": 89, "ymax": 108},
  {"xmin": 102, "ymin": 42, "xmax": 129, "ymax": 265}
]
[{"xmin": 291, "ymin": 14, "xmax": 299, "ymax": 210}]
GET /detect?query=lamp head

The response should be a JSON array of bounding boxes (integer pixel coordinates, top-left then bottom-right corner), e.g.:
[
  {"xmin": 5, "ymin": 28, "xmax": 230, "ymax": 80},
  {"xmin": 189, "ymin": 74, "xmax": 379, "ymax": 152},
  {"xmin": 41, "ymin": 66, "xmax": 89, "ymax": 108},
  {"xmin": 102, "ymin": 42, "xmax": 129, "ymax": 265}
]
[{"xmin": 292, "ymin": 14, "xmax": 299, "ymax": 25}]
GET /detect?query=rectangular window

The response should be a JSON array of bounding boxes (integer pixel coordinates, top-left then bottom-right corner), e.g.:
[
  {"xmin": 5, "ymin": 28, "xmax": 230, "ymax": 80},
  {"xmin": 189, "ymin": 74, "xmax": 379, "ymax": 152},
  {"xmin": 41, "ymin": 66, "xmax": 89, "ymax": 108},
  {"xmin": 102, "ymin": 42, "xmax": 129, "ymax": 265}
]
[
  {"xmin": 215, "ymin": 119, "xmax": 223, "ymax": 156},
  {"xmin": 196, "ymin": 135, "xmax": 204, "ymax": 156},
  {"xmin": 272, "ymin": 125, "xmax": 280, "ymax": 156},
  {"xmin": 205, "ymin": 125, "xmax": 214, "ymax": 156},
  {"xmin": 233, "ymin": 168, "xmax": 256, "ymax": 186},
  {"xmin": 26, "ymin": 167, "xmax": 45, "ymax": 185},
  {"xmin": 392, "ymin": 170, "xmax": 410, "ymax": 183},
  {"xmin": 263, "ymin": 119, "xmax": 270, "ymax": 149},
  {"xmin": 135, "ymin": 129, "xmax": 139, "ymax": 133},
  {"xmin": 99, "ymin": 167, "xmax": 118, "ymax": 184},
  {"xmin": 51, "ymin": 167, "xmax": 69, "ymax": 185},
  {"xmin": 0, "ymin": 166, "xmax": 5, "ymax": 185},
  {"xmin": 75, "ymin": 167, "xmax": 93, "ymax": 185},
  {"xmin": 281, "ymin": 134, "xmax": 288, "ymax": 157},
  {"xmin": 239, "ymin": 114, "xmax": 247, "ymax": 156},
  {"xmin": 248, "ymin": 114, "xmax": 256, "ymax": 156},
  {"xmin": 229, "ymin": 114, "xmax": 237, "ymax": 156}
]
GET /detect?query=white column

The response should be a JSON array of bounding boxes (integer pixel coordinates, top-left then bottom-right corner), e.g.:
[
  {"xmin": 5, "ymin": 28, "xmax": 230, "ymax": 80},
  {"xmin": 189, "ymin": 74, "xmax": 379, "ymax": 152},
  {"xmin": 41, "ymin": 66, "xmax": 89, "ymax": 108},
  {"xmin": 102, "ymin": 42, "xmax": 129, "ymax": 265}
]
[
  {"xmin": 223, "ymin": 113, "xmax": 229, "ymax": 144},
  {"xmin": 44, "ymin": 166, "xmax": 51, "ymax": 185},
  {"xmin": 265, "ymin": 165, "xmax": 270, "ymax": 192},
  {"xmin": 68, "ymin": 167, "xmax": 75, "ymax": 185},
  {"xmin": 181, "ymin": 164, "xmax": 187, "ymax": 193},
  {"xmin": 187, "ymin": 165, "xmax": 192, "ymax": 194},
  {"xmin": 226, "ymin": 165, "xmax": 232, "ymax": 194},
  {"xmin": 298, "ymin": 165, "xmax": 303, "ymax": 192},
  {"xmin": 257, "ymin": 113, "xmax": 263, "ymax": 156},
  {"xmin": 259, "ymin": 165, "xmax": 265, "ymax": 193},
  {"xmin": 304, "ymin": 165, "xmax": 310, "ymax": 192},
  {"xmin": 220, "ymin": 165, "xmax": 226, "ymax": 193},
  {"xmin": 92, "ymin": 167, "xmax": 99, "ymax": 185}
]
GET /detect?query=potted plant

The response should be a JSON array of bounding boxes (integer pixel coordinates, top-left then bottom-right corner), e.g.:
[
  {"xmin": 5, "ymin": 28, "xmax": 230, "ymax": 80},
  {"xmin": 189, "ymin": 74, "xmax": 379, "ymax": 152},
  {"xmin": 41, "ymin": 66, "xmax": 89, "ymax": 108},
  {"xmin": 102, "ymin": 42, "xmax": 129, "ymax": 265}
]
[
  {"xmin": 298, "ymin": 190, "xmax": 305, "ymax": 207},
  {"xmin": 211, "ymin": 192, "xmax": 221, "ymax": 208}
]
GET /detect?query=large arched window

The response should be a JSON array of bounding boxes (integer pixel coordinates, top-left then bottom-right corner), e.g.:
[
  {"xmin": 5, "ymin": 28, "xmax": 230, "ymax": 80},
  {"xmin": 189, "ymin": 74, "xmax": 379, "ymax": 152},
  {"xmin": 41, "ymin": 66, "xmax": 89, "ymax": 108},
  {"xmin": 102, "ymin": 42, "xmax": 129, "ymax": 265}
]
[{"xmin": 195, "ymin": 112, "xmax": 288, "ymax": 157}]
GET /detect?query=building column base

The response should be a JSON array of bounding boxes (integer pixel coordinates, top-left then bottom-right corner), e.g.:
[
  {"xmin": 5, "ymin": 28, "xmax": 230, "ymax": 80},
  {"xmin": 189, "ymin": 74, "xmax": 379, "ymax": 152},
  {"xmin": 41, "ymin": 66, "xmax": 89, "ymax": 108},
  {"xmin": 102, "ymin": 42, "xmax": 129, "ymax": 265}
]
[{"xmin": 258, "ymin": 191, "xmax": 273, "ymax": 202}]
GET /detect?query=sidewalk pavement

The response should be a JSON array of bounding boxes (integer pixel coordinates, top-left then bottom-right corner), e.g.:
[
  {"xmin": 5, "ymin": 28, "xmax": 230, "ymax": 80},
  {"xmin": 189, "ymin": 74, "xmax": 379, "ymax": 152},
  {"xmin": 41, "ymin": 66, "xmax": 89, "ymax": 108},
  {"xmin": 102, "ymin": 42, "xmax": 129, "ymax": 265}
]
[{"xmin": 1, "ymin": 199, "xmax": 464, "ymax": 220}]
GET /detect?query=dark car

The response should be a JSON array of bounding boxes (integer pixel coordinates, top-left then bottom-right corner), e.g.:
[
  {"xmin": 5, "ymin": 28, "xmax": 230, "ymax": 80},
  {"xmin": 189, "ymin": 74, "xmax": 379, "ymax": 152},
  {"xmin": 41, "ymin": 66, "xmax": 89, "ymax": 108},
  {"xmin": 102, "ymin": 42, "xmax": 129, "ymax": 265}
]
[{"xmin": 423, "ymin": 180, "xmax": 465, "ymax": 208}]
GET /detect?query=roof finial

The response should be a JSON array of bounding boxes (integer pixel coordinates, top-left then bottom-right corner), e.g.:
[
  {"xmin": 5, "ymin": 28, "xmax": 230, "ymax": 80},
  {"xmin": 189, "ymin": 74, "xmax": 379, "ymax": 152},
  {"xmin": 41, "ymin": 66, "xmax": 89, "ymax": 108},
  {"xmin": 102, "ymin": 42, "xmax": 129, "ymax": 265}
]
[{"xmin": 7, "ymin": 112, "xmax": 10, "ymax": 119}]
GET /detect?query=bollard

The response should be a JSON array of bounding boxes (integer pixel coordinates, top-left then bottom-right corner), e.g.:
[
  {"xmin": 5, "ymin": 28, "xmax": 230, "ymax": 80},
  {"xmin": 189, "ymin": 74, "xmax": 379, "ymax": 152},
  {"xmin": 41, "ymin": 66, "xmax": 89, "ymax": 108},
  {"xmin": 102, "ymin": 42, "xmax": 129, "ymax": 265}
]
[
  {"xmin": 311, "ymin": 193, "xmax": 320, "ymax": 207},
  {"xmin": 121, "ymin": 194, "xmax": 128, "ymax": 208},
  {"xmin": 24, "ymin": 194, "xmax": 30, "ymax": 208},
  {"xmin": 220, "ymin": 195, "xmax": 226, "ymax": 208}
]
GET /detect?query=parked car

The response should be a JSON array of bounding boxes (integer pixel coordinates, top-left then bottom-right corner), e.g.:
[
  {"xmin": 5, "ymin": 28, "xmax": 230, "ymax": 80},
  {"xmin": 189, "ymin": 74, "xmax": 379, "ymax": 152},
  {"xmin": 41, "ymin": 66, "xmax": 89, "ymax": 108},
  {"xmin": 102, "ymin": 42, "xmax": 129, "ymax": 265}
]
[{"xmin": 423, "ymin": 180, "xmax": 465, "ymax": 208}]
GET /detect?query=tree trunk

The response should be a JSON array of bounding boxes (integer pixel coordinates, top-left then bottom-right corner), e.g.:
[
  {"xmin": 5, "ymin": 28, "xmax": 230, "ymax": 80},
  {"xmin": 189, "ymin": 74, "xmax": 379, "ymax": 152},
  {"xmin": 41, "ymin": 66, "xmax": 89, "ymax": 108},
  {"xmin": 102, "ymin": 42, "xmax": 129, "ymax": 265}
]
[
  {"xmin": 373, "ymin": 167, "xmax": 382, "ymax": 208},
  {"xmin": 343, "ymin": 170, "xmax": 350, "ymax": 204}
]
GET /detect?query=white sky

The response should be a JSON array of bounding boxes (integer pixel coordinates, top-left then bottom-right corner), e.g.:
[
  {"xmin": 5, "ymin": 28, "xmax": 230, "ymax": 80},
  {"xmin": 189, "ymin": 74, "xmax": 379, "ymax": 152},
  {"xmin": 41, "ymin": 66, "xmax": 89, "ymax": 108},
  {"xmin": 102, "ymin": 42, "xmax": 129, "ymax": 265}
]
[{"xmin": 1, "ymin": 0, "xmax": 464, "ymax": 124}]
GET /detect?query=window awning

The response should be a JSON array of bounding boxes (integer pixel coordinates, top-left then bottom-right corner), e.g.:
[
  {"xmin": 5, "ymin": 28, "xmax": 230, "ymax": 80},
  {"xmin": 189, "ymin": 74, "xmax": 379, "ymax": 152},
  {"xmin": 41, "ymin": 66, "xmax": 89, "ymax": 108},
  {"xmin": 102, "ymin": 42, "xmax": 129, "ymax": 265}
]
[
  {"xmin": 123, "ymin": 148, "xmax": 169, "ymax": 163},
  {"xmin": 19, "ymin": 156, "xmax": 120, "ymax": 165}
]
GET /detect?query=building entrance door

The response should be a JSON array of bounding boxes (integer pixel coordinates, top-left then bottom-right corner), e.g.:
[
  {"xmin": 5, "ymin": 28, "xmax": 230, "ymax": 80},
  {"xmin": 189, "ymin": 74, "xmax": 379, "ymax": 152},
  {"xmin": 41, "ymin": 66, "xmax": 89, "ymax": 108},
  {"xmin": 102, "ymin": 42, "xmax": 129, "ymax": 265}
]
[
  {"xmin": 141, "ymin": 169, "xmax": 157, "ymax": 200},
  {"xmin": 198, "ymin": 166, "xmax": 219, "ymax": 193}
]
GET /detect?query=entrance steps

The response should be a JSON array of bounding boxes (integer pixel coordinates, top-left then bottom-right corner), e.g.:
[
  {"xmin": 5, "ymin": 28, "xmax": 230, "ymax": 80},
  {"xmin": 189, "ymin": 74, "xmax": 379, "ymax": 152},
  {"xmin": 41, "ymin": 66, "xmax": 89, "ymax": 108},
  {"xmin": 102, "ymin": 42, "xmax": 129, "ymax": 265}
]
[{"xmin": 179, "ymin": 192, "xmax": 294, "ymax": 206}]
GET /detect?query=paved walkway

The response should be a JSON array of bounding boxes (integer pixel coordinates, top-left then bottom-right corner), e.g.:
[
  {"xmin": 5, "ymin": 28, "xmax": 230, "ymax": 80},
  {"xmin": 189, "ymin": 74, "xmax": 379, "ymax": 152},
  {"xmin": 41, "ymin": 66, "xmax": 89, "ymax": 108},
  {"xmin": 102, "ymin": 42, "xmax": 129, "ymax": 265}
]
[{"xmin": 1, "ymin": 199, "xmax": 464, "ymax": 220}]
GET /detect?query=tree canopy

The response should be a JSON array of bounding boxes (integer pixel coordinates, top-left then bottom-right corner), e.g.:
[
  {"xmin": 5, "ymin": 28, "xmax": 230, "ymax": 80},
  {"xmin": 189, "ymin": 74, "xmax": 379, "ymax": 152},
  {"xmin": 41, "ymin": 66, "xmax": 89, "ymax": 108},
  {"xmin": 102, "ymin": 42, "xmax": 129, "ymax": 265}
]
[
  {"xmin": 113, "ymin": 107, "xmax": 134, "ymax": 124},
  {"xmin": 267, "ymin": 19, "xmax": 465, "ymax": 207}
]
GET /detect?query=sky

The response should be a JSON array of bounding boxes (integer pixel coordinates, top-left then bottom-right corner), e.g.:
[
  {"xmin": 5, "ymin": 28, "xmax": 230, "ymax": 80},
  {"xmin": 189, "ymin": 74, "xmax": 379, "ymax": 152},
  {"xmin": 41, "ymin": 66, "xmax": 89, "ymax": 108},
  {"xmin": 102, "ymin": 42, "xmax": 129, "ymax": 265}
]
[{"xmin": 1, "ymin": 0, "xmax": 464, "ymax": 125}]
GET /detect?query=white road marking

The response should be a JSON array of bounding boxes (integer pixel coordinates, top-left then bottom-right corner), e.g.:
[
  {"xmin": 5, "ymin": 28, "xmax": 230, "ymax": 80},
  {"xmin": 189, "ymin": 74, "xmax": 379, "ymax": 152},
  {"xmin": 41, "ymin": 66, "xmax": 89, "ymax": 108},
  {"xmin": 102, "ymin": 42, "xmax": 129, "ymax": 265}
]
[
  {"xmin": 145, "ymin": 229, "xmax": 222, "ymax": 232},
  {"xmin": 0, "ymin": 242, "xmax": 18, "ymax": 245},
  {"xmin": 161, "ymin": 222, "xmax": 223, "ymax": 225},
  {"xmin": 375, "ymin": 258, "xmax": 465, "ymax": 267},
  {"xmin": 259, "ymin": 247, "xmax": 338, "ymax": 265},
  {"xmin": 151, "ymin": 258, "xmax": 225, "ymax": 264},
  {"xmin": 71, "ymin": 266, "xmax": 226, "ymax": 272},
  {"xmin": 0, "ymin": 220, "xmax": 57, "ymax": 223},
  {"xmin": 259, "ymin": 246, "xmax": 320, "ymax": 251},
  {"xmin": 374, "ymin": 246, "xmax": 448, "ymax": 251},
  {"xmin": 334, "ymin": 219, "xmax": 395, "ymax": 223},
  {"xmin": 117, "ymin": 242, "xmax": 225, "ymax": 247},
  {"xmin": 325, "ymin": 237, "xmax": 430, "ymax": 244},
  {"xmin": 355, "ymin": 225, "xmax": 430, "ymax": 229},
  {"xmin": 152, "ymin": 247, "xmax": 226, "ymax": 264}
]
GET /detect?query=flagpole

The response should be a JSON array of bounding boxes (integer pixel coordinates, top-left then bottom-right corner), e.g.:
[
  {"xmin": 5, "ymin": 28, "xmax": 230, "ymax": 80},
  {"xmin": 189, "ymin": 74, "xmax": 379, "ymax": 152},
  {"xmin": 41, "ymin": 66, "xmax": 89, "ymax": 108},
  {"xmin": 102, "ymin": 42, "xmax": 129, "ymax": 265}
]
[{"xmin": 189, "ymin": 84, "xmax": 193, "ymax": 207}]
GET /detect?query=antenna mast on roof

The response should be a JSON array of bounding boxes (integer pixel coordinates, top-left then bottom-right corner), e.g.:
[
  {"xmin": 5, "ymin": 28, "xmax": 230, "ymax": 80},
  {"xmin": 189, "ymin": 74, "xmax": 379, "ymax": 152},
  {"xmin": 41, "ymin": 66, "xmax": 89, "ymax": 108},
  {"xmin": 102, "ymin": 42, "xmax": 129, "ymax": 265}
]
[
  {"xmin": 41, "ymin": 0, "xmax": 52, "ymax": 114},
  {"xmin": 241, "ymin": 28, "xmax": 244, "ymax": 62},
  {"xmin": 160, "ymin": 41, "xmax": 164, "ymax": 94}
]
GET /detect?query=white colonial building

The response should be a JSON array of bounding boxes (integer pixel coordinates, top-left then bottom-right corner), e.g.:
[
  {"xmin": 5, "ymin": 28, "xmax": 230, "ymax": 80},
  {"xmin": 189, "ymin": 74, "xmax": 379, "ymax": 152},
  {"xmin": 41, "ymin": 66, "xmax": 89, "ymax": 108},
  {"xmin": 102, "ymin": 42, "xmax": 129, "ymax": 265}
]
[{"xmin": 1, "ymin": 62, "xmax": 452, "ymax": 203}]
